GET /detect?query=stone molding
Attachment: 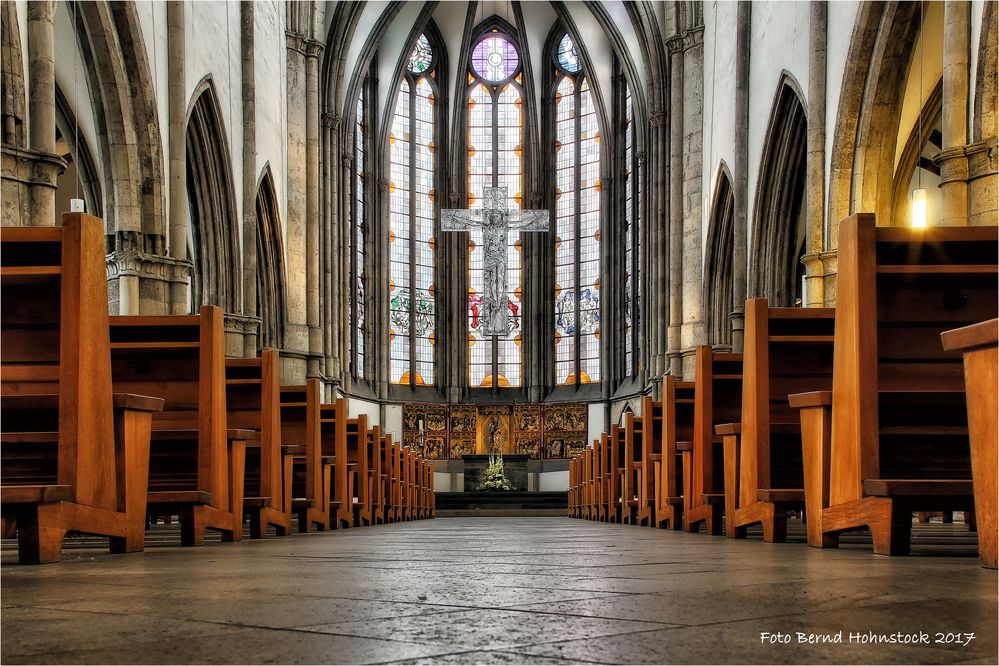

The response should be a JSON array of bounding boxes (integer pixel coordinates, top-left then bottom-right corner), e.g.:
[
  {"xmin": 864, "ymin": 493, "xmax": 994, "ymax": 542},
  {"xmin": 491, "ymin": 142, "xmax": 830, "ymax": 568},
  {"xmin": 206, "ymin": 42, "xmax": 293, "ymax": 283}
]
[
  {"xmin": 105, "ymin": 237, "xmax": 192, "ymax": 285},
  {"xmin": 224, "ymin": 312, "xmax": 261, "ymax": 336}
]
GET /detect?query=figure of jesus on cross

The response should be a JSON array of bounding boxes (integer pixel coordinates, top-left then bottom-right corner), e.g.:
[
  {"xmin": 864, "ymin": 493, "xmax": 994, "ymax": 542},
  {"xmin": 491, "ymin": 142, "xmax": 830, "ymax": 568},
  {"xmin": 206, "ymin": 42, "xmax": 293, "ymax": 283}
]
[{"xmin": 442, "ymin": 187, "xmax": 550, "ymax": 337}]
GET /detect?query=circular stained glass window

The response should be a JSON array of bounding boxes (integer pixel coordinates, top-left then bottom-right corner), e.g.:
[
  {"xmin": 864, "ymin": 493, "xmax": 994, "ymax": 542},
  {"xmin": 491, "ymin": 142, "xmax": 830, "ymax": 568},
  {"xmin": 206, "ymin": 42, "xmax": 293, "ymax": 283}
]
[
  {"xmin": 471, "ymin": 35, "xmax": 519, "ymax": 82},
  {"xmin": 408, "ymin": 34, "xmax": 433, "ymax": 74},
  {"xmin": 557, "ymin": 33, "xmax": 581, "ymax": 73}
]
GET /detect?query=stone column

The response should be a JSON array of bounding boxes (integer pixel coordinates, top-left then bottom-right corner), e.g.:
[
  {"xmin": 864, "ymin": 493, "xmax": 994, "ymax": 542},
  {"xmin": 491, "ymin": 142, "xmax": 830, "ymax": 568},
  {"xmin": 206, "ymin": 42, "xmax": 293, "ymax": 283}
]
[
  {"xmin": 283, "ymin": 31, "xmax": 309, "ymax": 383},
  {"xmin": 305, "ymin": 39, "xmax": 324, "ymax": 378},
  {"xmin": 802, "ymin": 0, "xmax": 827, "ymax": 307},
  {"xmin": 666, "ymin": 35, "xmax": 684, "ymax": 378},
  {"xmin": 680, "ymin": 26, "xmax": 706, "ymax": 380},
  {"xmin": 937, "ymin": 0, "xmax": 970, "ymax": 226},
  {"xmin": 25, "ymin": 0, "xmax": 63, "ymax": 226},
  {"xmin": 167, "ymin": 1, "xmax": 189, "ymax": 312},
  {"xmin": 240, "ymin": 2, "xmax": 259, "ymax": 357},
  {"xmin": 730, "ymin": 1, "xmax": 751, "ymax": 349}
]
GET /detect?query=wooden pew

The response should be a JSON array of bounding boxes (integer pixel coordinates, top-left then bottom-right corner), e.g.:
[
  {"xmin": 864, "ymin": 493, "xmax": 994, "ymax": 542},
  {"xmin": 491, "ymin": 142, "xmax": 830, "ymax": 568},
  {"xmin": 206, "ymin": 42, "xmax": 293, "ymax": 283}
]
[
  {"xmin": 719, "ymin": 299, "xmax": 834, "ymax": 542},
  {"xmin": 582, "ymin": 446, "xmax": 593, "ymax": 519},
  {"xmin": 636, "ymin": 397, "xmax": 661, "ymax": 526},
  {"xmin": 621, "ymin": 411, "xmax": 645, "ymax": 524},
  {"xmin": 320, "ymin": 400, "xmax": 352, "ymax": 529},
  {"xmin": 596, "ymin": 433, "xmax": 610, "ymax": 521},
  {"xmin": 0, "ymin": 213, "xmax": 162, "ymax": 564},
  {"xmin": 568, "ymin": 457, "xmax": 578, "ymax": 518},
  {"xmin": 654, "ymin": 377, "xmax": 696, "ymax": 530},
  {"xmin": 109, "ymin": 307, "xmax": 249, "ymax": 545},
  {"xmin": 381, "ymin": 434, "xmax": 399, "ymax": 523},
  {"xmin": 941, "ymin": 318, "xmax": 998, "ymax": 568},
  {"xmin": 280, "ymin": 380, "xmax": 329, "ymax": 531},
  {"xmin": 684, "ymin": 346, "xmax": 743, "ymax": 534},
  {"xmin": 390, "ymin": 439, "xmax": 403, "ymax": 522},
  {"xmin": 225, "ymin": 350, "xmax": 292, "ymax": 538},
  {"xmin": 367, "ymin": 427, "xmax": 385, "ymax": 524},
  {"xmin": 791, "ymin": 215, "xmax": 997, "ymax": 555},
  {"xmin": 352, "ymin": 421, "xmax": 375, "ymax": 527}
]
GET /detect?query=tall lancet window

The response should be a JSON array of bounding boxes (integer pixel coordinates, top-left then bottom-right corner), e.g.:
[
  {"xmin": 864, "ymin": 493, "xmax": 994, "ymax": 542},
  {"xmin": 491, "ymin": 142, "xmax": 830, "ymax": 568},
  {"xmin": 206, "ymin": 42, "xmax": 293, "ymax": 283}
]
[
  {"xmin": 553, "ymin": 33, "xmax": 601, "ymax": 386},
  {"xmin": 351, "ymin": 88, "xmax": 367, "ymax": 378},
  {"xmin": 623, "ymin": 85, "xmax": 640, "ymax": 377},
  {"xmin": 467, "ymin": 33, "xmax": 524, "ymax": 388},
  {"xmin": 389, "ymin": 35, "xmax": 438, "ymax": 386}
]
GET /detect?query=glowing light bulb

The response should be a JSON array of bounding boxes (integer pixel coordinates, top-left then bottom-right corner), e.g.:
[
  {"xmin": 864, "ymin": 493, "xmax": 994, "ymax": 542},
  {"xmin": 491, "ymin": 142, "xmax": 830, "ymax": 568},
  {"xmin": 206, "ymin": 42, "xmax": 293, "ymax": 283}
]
[{"xmin": 911, "ymin": 188, "xmax": 927, "ymax": 228}]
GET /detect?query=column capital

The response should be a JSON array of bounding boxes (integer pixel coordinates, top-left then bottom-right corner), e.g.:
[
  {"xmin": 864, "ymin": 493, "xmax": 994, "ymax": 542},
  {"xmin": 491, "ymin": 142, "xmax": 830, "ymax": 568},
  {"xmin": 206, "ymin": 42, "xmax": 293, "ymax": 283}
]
[
  {"xmin": 285, "ymin": 30, "xmax": 305, "ymax": 53},
  {"xmin": 321, "ymin": 112, "xmax": 341, "ymax": 130},
  {"xmin": 303, "ymin": 38, "xmax": 325, "ymax": 59},
  {"xmin": 649, "ymin": 112, "xmax": 667, "ymax": 128},
  {"xmin": 665, "ymin": 35, "xmax": 685, "ymax": 55}
]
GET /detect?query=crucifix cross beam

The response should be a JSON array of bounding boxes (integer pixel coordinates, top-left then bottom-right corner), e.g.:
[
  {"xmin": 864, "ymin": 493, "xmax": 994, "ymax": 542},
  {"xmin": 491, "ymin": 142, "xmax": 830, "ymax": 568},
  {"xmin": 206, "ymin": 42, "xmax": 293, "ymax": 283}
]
[{"xmin": 442, "ymin": 187, "xmax": 550, "ymax": 337}]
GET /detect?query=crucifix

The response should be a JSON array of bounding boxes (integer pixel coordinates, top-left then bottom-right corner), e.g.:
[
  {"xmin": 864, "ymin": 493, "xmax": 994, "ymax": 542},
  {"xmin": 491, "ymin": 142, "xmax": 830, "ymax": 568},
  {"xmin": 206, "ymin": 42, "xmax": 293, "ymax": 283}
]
[{"xmin": 442, "ymin": 187, "xmax": 550, "ymax": 337}]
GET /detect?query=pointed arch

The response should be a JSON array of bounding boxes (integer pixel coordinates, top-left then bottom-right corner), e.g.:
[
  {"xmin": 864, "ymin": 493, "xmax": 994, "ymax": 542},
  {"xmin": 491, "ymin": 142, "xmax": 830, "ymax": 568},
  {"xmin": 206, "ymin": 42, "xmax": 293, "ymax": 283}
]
[
  {"xmin": 185, "ymin": 78, "xmax": 240, "ymax": 314},
  {"xmin": 750, "ymin": 74, "xmax": 808, "ymax": 308},
  {"xmin": 705, "ymin": 163, "xmax": 736, "ymax": 348},
  {"xmin": 545, "ymin": 25, "xmax": 603, "ymax": 388},
  {"xmin": 255, "ymin": 166, "xmax": 287, "ymax": 350}
]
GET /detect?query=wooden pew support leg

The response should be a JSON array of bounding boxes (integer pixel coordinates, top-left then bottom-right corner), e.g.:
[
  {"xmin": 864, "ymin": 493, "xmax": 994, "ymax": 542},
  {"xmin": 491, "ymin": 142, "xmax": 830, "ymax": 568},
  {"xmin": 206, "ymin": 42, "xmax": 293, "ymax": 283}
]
[
  {"xmin": 722, "ymin": 434, "xmax": 746, "ymax": 539},
  {"xmin": 796, "ymin": 398, "xmax": 837, "ymax": 548},
  {"xmin": 111, "ymin": 407, "xmax": 153, "ymax": 554},
  {"xmin": 15, "ymin": 504, "xmax": 68, "ymax": 565}
]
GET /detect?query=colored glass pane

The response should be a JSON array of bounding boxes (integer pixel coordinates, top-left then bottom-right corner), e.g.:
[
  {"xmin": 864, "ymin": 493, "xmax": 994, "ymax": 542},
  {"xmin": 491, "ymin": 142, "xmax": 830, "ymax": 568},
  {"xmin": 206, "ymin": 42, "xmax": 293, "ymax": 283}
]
[
  {"xmin": 408, "ymin": 34, "xmax": 433, "ymax": 74},
  {"xmin": 471, "ymin": 35, "xmax": 519, "ymax": 82},
  {"xmin": 557, "ymin": 33, "xmax": 582, "ymax": 73}
]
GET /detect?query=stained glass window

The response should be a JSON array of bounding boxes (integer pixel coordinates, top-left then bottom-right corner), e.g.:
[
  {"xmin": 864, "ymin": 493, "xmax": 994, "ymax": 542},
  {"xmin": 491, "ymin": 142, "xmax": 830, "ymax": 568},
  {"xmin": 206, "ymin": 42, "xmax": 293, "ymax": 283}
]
[
  {"xmin": 471, "ymin": 35, "xmax": 520, "ymax": 82},
  {"xmin": 557, "ymin": 33, "xmax": 582, "ymax": 73},
  {"xmin": 390, "ymin": 35, "xmax": 437, "ymax": 386},
  {"xmin": 624, "ymin": 85, "xmax": 639, "ymax": 377},
  {"xmin": 553, "ymin": 34, "xmax": 601, "ymax": 386},
  {"xmin": 408, "ymin": 34, "xmax": 433, "ymax": 74},
  {"xmin": 352, "ymin": 89, "xmax": 366, "ymax": 378},
  {"xmin": 467, "ymin": 32, "xmax": 523, "ymax": 388}
]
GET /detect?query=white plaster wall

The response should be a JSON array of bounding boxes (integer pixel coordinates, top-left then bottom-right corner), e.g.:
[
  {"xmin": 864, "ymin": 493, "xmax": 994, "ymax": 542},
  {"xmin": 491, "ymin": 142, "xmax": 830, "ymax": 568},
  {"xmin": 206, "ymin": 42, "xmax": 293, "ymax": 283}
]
[
  {"xmin": 349, "ymin": 396, "xmax": 381, "ymax": 427},
  {"xmin": 587, "ymin": 403, "xmax": 605, "ymax": 445},
  {"xmin": 969, "ymin": 0, "xmax": 986, "ymax": 139},
  {"xmin": 383, "ymin": 403, "xmax": 403, "ymax": 440},
  {"xmin": 374, "ymin": 1, "xmax": 428, "ymax": 141},
  {"xmin": 745, "ymin": 0, "xmax": 811, "ymax": 256},
  {"xmin": 253, "ymin": 1, "xmax": 289, "ymax": 244},
  {"xmin": 700, "ymin": 0, "xmax": 739, "ymax": 254},
  {"xmin": 186, "ymin": 0, "xmax": 245, "ymax": 255}
]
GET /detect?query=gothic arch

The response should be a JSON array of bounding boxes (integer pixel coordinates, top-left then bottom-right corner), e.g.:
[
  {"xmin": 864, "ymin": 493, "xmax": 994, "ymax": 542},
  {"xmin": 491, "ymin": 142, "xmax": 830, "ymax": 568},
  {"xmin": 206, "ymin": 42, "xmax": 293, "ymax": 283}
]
[
  {"xmin": 891, "ymin": 80, "xmax": 942, "ymax": 228},
  {"xmin": 750, "ymin": 74, "xmax": 807, "ymax": 307},
  {"xmin": 974, "ymin": 1, "xmax": 997, "ymax": 143},
  {"xmin": 704, "ymin": 163, "xmax": 735, "ymax": 348},
  {"xmin": 73, "ymin": 1, "xmax": 165, "ymax": 244},
  {"xmin": 54, "ymin": 85, "xmax": 103, "ymax": 219},
  {"xmin": 185, "ymin": 78, "xmax": 240, "ymax": 314},
  {"xmin": 255, "ymin": 166, "xmax": 287, "ymax": 350},
  {"xmin": 827, "ymin": 1, "xmax": 922, "ymax": 240}
]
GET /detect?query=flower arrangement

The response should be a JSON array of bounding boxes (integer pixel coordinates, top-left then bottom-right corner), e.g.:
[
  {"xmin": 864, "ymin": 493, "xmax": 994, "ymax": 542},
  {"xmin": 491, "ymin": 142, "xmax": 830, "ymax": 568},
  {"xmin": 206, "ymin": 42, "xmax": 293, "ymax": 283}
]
[{"xmin": 477, "ymin": 453, "xmax": 514, "ymax": 492}]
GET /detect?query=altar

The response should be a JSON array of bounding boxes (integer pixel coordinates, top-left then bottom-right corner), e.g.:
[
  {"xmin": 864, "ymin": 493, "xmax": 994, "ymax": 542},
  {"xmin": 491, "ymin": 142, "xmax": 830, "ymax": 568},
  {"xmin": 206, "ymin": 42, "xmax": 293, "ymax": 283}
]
[{"xmin": 462, "ymin": 454, "xmax": 529, "ymax": 492}]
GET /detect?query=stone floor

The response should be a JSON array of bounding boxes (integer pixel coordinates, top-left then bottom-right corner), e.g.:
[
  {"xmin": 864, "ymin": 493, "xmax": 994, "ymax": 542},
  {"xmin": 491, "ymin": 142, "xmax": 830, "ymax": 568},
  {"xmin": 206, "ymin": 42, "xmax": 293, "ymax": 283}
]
[{"xmin": 2, "ymin": 517, "xmax": 996, "ymax": 665}]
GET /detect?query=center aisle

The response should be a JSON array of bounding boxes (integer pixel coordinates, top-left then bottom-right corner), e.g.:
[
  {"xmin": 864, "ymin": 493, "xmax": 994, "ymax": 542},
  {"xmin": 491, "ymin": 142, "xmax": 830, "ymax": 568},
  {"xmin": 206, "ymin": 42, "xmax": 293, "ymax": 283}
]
[{"xmin": 2, "ymin": 518, "xmax": 996, "ymax": 664}]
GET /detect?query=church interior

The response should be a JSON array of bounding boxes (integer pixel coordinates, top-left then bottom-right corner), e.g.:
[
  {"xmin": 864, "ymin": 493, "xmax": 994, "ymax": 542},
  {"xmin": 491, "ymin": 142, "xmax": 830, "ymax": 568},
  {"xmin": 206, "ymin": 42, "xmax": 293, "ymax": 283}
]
[{"xmin": 1, "ymin": 0, "xmax": 997, "ymax": 664}]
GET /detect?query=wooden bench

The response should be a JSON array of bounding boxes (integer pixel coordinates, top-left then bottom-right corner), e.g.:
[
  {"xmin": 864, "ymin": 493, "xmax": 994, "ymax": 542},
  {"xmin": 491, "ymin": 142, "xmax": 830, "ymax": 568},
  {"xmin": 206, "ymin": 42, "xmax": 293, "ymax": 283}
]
[
  {"xmin": 719, "ymin": 299, "xmax": 834, "ymax": 541},
  {"xmin": 320, "ymin": 400, "xmax": 352, "ymax": 529},
  {"xmin": 280, "ymin": 380, "xmax": 328, "ymax": 531},
  {"xmin": 654, "ymin": 378, "xmax": 696, "ymax": 530},
  {"xmin": 568, "ymin": 456, "xmax": 579, "ymax": 517},
  {"xmin": 1, "ymin": 215, "xmax": 163, "ymax": 564},
  {"xmin": 581, "ymin": 445, "xmax": 594, "ymax": 519},
  {"xmin": 226, "ymin": 349, "xmax": 292, "ymax": 538},
  {"xmin": 941, "ymin": 318, "xmax": 997, "ymax": 568},
  {"xmin": 606, "ymin": 427, "xmax": 624, "ymax": 523},
  {"xmin": 621, "ymin": 412, "xmax": 644, "ymax": 525},
  {"xmin": 791, "ymin": 215, "xmax": 997, "ymax": 555},
  {"xmin": 351, "ymin": 420, "xmax": 374, "ymax": 526},
  {"xmin": 636, "ymin": 397, "xmax": 661, "ymax": 526},
  {"xmin": 109, "ymin": 307, "xmax": 249, "ymax": 545},
  {"xmin": 684, "ymin": 346, "xmax": 742, "ymax": 534},
  {"xmin": 368, "ymin": 427, "xmax": 386, "ymax": 524}
]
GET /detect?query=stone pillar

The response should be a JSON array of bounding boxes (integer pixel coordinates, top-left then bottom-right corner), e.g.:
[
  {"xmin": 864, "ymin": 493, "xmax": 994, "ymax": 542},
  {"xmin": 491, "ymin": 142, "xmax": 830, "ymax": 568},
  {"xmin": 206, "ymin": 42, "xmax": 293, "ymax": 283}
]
[
  {"xmin": 802, "ymin": 0, "xmax": 827, "ymax": 307},
  {"xmin": 305, "ymin": 39, "xmax": 324, "ymax": 378},
  {"xmin": 666, "ymin": 35, "xmax": 684, "ymax": 378},
  {"xmin": 240, "ymin": 2, "xmax": 259, "ymax": 357},
  {"xmin": 167, "ymin": 1, "xmax": 189, "ymax": 312},
  {"xmin": 23, "ymin": 0, "xmax": 63, "ymax": 227},
  {"xmin": 937, "ymin": 0, "xmax": 970, "ymax": 226},
  {"xmin": 283, "ymin": 31, "xmax": 309, "ymax": 383},
  {"xmin": 731, "ymin": 2, "xmax": 751, "ymax": 349},
  {"xmin": 680, "ymin": 26, "xmax": 706, "ymax": 380}
]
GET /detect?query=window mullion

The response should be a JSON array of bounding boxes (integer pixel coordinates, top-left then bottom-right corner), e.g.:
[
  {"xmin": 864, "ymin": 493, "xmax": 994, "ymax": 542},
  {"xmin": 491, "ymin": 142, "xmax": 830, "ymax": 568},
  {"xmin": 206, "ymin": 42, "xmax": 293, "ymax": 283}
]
[{"xmin": 574, "ymin": 81, "xmax": 582, "ymax": 387}]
